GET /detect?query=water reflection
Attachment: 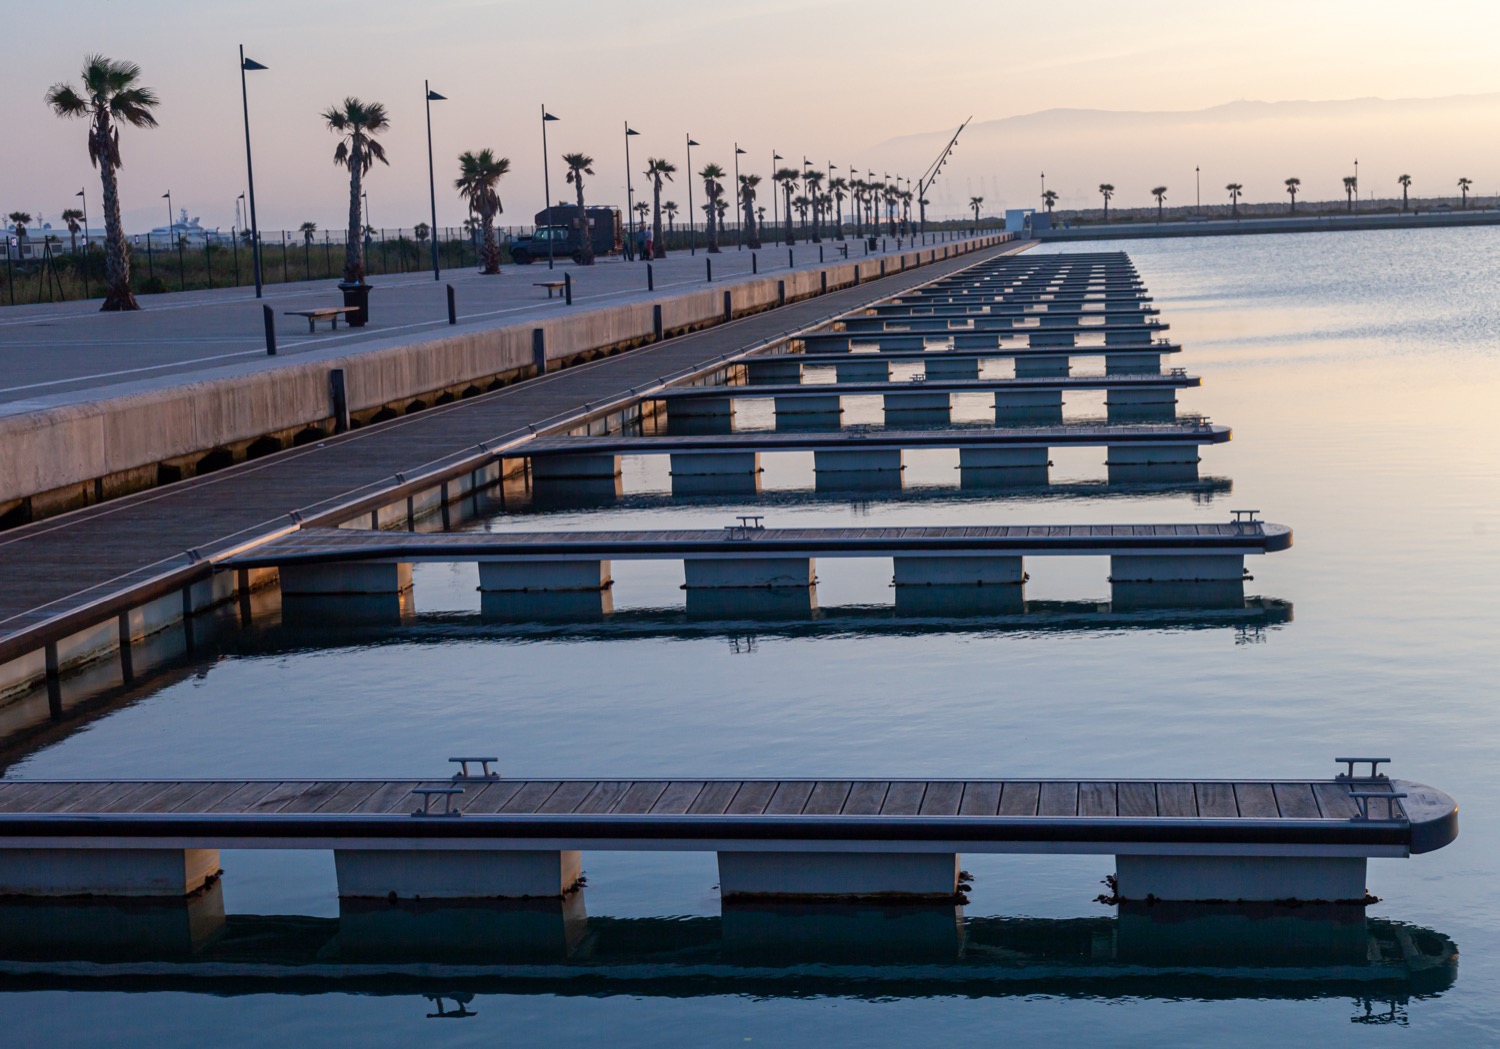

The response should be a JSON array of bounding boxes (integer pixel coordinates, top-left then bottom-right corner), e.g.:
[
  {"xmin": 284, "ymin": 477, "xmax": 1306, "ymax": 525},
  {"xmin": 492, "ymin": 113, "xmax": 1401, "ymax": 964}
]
[{"xmin": 0, "ymin": 897, "xmax": 1455, "ymax": 1006}]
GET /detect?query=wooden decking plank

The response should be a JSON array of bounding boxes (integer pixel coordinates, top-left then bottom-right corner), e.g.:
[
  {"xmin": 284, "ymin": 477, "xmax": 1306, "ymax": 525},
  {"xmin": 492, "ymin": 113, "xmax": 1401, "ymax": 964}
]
[
  {"xmin": 33, "ymin": 781, "xmax": 124, "ymax": 813},
  {"xmin": 1155, "ymin": 782, "xmax": 1197, "ymax": 818},
  {"xmin": 997, "ymin": 782, "xmax": 1040, "ymax": 816},
  {"xmin": 350, "ymin": 780, "xmax": 428, "ymax": 813},
  {"xmin": 649, "ymin": 781, "xmax": 707, "ymax": 815},
  {"xmin": 276, "ymin": 782, "xmax": 355, "ymax": 814},
  {"xmin": 133, "ymin": 781, "xmax": 222, "ymax": 813},
  {"xmin": 803, "ymin": 781, "xmax": 852, "ymax": 815},
  {"xmin": 1117, "ymin": 782, "xmax": 1157, "ymax": 818},
  {"xmin": 1038, "ymin": 781, "xmax": 1079, "ymax": 817},
  {"xmin": 959, "ymin": 781, "xmax": 1002, "ymax": 816},
  {"xmin": 574, "ymin": 781, "xmax": 632, "ymax": 814},
  {"xmin": 612, "ymin": 781, "xmax": 670, "ymax": 814},
  {"xmin": 1195, "ymin": 782, "xmax": 1239, "ymax": 818},
  {"xmin": 1234, "ymin": 783, "xmax": 1279, "ymax": 818},
  {"xmin": 1273, "ymin": 783, "xmax": 1322, "ymax": 819},
  {"xmin": 918, "ymin": 781, "xmax": 965, "ymax": 816},
  {"xmin": 0, "ymin": 783, "xmax": 80, "ymax": 812},
  {"xmin": 725, "ymin": 781, "xmax": 777, "ymax": 815},
  {"xmin": 880, "ymin": 782, "xmax": 928, "ymax": 815},
  {"xmin": 1078, "ymin": 781, "xmax": 1118, "ymax": 817},
  {"xmin": 841, "ymin": 781, "xmax": 889, "ymax": 815},
  {"xmin": 240, "ymin": 781, "xmax": 324, "ymax": 813},
  {"xmin": 498, "ymin": 781, "xmax": 563, "ymax": 814},
  {"xmin": 159, "ymin": 781, "xmax": 252, "ymax": 814},
  {"xmin": 686, "ymin": 780, "xmax": 741, "ymax": 815},
  {"xmin": 82, "ymin": 782, "xmax": 178, "ymax": 814},
  {"xmin": 1312, "ymin": 782, "xmax": 1362, "ymax": 819},
  {"xmin": 536, "ymin": 781, "xmax": 599, "ymax": 814},
  {"xmin": 764, "ymin": 781, "xmax": 816, "ymax": 815},
  {"xmin": 310, "ymin": 781, "xmax": 384, "ymax": 815}
]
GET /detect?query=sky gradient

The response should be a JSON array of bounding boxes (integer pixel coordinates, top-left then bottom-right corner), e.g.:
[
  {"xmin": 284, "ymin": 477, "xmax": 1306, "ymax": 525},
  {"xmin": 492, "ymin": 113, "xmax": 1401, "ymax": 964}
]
[{"xmin": 8, "ymin": 0, "xmax": 1500, "ymax": 232}]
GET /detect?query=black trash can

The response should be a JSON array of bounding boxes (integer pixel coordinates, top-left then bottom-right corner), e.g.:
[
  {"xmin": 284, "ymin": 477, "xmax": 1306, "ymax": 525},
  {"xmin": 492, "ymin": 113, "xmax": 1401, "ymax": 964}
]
[
  {"xmin": 867, "ymin": 236, "xmax": 878, "ymax": 251},
  {"xmin": 337, "ymin": 281, "xmax": 372, "ymax": 327}
]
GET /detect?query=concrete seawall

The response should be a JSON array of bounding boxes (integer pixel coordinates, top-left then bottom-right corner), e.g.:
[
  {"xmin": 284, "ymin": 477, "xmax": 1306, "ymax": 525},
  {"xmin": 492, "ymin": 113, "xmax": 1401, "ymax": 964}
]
[
  {"xmin": 0, "ymin": 237, "xmax": 1007, "ymax": 524},
  {"xmin": 1037, "ymin": 210, "xmax": 1500, "ymax": 242}
]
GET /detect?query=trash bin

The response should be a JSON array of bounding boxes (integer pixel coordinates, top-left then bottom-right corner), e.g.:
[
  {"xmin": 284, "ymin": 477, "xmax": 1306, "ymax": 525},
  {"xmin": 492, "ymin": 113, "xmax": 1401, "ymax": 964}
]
[
  {"xmin": 337, "ymin": 281, "xmax": 372, "ymax": 327},
  {"xmin": 867, "ymin": 236, "xmax": 878, "ymax": 250}
]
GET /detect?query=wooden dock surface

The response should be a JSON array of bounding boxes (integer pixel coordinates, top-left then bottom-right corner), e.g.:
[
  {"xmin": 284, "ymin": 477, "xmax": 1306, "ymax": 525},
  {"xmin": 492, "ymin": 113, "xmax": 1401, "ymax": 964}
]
[{"xmin": 655, "ymin": 374, "xmax": 1201, "ymax": 398}]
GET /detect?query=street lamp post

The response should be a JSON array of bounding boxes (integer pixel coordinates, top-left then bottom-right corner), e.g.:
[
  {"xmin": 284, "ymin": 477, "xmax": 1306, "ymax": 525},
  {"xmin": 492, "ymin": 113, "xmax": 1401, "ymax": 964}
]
[
  {"xmin": 1195, "ymin": 166, "xmax": 1200, "ymax": 213},
  {"xmin": 75, "ymin": 187, "xmax": 90, "ymax": 297},
  {"xmin": 771, "ymin": 151, "xmax": 783, "ymax": 241},
  {"xmin": 1354, "ymin": 158, "xmax": 1359, "ymax": 210},
  {"xmin": 238, "ymin": 46, "xmax": 267, "ymax": 297},
  {"xmin": 162, "ymin": 190, "xmax": 184, "ymax": 291},
  {"xmin": 686, "ymin": 135, "xmax": 699, "ymax": 255},
  {"xmin": 541, "ymin": 105, "xmax": 559, "ymax": 269},
  {"xmin": 625, "ymin": 124, "xmax": 640, "ymax": 260},
  {"xmin": 734, "ymin": 145, "xmax": 747, "ymax": 250},
  {"xmin": 424, "ymin": 81, "xmax": 446, "ymax": 280}
]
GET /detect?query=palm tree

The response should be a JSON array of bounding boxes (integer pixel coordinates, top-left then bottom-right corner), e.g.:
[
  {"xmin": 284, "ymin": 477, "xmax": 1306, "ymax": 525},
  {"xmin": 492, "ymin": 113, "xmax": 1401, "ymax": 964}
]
[
  {"xmin": 61, "ymin": 208, "xmax": 84, "ymax": 252},
  {"xmin": 454, "ymin": 148, "xmax": 508, "ymax": 274},
  {"xmin": 322, "ymin": 97, "xmax": 390, "ymax": 284},
  {"xmin": 7, "ymin": 212, "xmax": 32, "ymax": 243},
  {"xmin": 967, "ymin": 196, "xmax": 984, "ymax": 233},
  {"xmin": 414, "ymin": 222, "xmax": 430, "ymax": 244},
  {"xmin": 1042, "ymin": 189, "xmax": 1058, "ymax": 214},
  {"xmin": 1458, "ymin": 177, "xmax": 1472, "ymax": 208},
  {"xmin": 1396, "ymin": 174, "xmax": 1412, "ymax": 213},
  {"xmin": 804, "ymin": 169, "xmax": 825, "ymax": 242},
  {"xmin": 829, "ymin": 177, "xmax": 848, "ymax": 239},
  {"xmin": 45, "ymin": 55, "xmax": 160, "ymax": 310},
  {"xmin": 1342, "ymin": 176, "xmax": 1356, "ymax": 212},
  {"xmin": 773, "ymin": 167, "xmax": 800, "ymax": 245},
  {"xmin": 663, "ymin": 200, "xmax": 679, "ymax": 238},
  {"xmin": 643, "ymin": 157, "xmax": 674, "ymax": 258},
  {"xmin": 1098, "ymin": 184, "xmax": 1114, "ymax": 222},
  {"xmin": 792, "ymin": 194, "xmax": 810, "ymax": 231},
  {"xmin": 300, "ymin": 221, "xmax": 318, "ymax": 245},
  {"xmin": 1284, "ymin": 177, "xmax": 1300, "ymax": 213},
  {"xmin": 739, "ymin": 173, "xmax": 762, "ymax": 248},
  {"xmin": 1225, "ymin": 183, "xmax": 1243, "ymax": 218},
  {"xmin": 714, "ymin": 196, "xmax": 730, "ymax": 238},
  {"xmin": 700, "ymin": 163, "xmax": 726, "ymax": 253},
  {"xmin": 850, "ymin": 179, "xmax": 866, "ymax": 237},
  {"xmin": 633, "ymin": 199, "xmax": 650, "ymax": 233},
  {"xmin": 1151, "ymin": 186, "xmax": 1167, "ymax": 222},
  {"xmin": 563, "ymin": 152, "xmax": 595, "ymax": 264}
]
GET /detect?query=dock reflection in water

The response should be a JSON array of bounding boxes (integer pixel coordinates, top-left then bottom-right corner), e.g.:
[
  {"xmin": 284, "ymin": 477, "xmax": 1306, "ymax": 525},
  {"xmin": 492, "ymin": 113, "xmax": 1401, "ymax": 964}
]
[{"xmin": 0, "ymin": 896, "xmax": 1456, "ymax": 1011}]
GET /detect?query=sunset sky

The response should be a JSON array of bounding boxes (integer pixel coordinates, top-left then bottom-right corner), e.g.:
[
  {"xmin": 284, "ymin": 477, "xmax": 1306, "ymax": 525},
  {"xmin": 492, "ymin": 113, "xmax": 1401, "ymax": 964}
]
[{"xmin": 9, "ymin": 0, "xmax": 1500, "ymax": 231}]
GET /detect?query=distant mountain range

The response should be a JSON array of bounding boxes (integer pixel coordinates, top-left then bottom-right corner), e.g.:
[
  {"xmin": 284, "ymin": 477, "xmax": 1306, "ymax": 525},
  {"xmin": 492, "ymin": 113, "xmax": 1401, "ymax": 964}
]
[{"xmin": 868, "ymin": 94, "xmax": 1500, "ymax": 215}]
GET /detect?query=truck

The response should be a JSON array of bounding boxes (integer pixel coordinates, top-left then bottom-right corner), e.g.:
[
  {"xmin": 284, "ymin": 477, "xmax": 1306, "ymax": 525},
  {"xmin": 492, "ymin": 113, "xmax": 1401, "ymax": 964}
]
[{"xmin": 508, "ymin": 205, "xmax": 623, "ymax": 265}]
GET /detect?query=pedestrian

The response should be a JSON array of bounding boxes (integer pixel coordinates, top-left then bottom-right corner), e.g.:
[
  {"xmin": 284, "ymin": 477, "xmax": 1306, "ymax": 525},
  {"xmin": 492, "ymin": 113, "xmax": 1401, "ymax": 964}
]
[{"xmin": 643, "ymin": 225, "xmax": 654, "ymax": 260}]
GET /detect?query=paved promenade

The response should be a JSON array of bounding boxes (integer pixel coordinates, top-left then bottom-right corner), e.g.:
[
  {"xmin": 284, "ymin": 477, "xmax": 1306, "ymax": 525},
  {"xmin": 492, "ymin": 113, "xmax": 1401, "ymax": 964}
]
[{"xmin": 0, "ymin": 236, "xmax": 951, "ymax": 408}]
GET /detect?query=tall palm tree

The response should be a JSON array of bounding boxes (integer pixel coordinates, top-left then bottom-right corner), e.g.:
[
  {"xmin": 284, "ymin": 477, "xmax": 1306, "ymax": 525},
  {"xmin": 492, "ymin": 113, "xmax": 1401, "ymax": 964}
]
[
  {"xmin": 803, "ymin": 169, "xmax": 825, "ymax": 242},
  {"xmin": 1342, "ymin": 175, "xmax": 1357, "ymax": 212},
  {"xmin": 850, "ymin": 179, "xmax": 867, "ymax": 237},
  {"xmin": 1098, "ymin": 184, "xmax": 1115, "ymax": 222},
  {"xmin": 1284, "ymin": 177, "xmax": 1300, "ymax": 213},
  {"xmin": 829, "ymin": 176, "xmax": 848, "ymax": 239},
  {"xmin": 61, "ymin": 208, "xmax": 84, "ymax": 252},
  {"xmin": 643, "ymin": 157, "xmax": 674, "ymax": 258},
  {"xmin": 663, "ymin": 200, "xmax": 679, "ymax": 237},
  {"xmin": 563, "ymin": 152, "xmax": 595, "ymax": 264},
  {"xmin": 299, "ymin": 220, "xmax": 318, "ymax": 245},
  {"xmin": 1397, "ymin": 174, "xmax": 1412, "ymax": 213},
  {"xmin": 1151, "ymin": 186, "xmax": 1167, "ymax": 222},
  {"xmin": 792, "ymin": 194, "xmax": 810, "ymax": 229},
  {"xmin": 773, "ymin": 167, "xmax": 800, "ymax": 245},
  {"xmin": 7, "ymin": 212, "xmax": 32, "ymax": 243},
  {"xmin": 885, "ymin": 184, "xmax": 901, "ymax": 235},
  {"xmin": 1042, "ymin": 189, "xmax": 1058, "ymax": 214},
  {"xmin": 968, "ymin": 196, "xmax": 984, "ymax": 232},
  {"xmin": 323, "ymin": 97, "xmax": 390, "ymax": 283},
  {"xmin": 633, "ymin": 200, "xmax": 650, "ymax": 234},
  {"xmin": 700, "ymin": 163, "xmax": 726, "ymax": 252},
  {"xmin": 1225, "ymin": 182, "xmax": 1243, "ymax": 218},
  {"xmin": 45, "ymin": 55, "xmax": 160, "ymax": 310},
  {"xmin": 739, "ymin": 173, "xmax": 762, "ymax": 248},
  {"xmin": 455, "ymin": 148, "xmax": 508, "ymax": 274},
  {"xmin": 1458, "ymin": 177, "xmax": 1472, "ymax": 208}
]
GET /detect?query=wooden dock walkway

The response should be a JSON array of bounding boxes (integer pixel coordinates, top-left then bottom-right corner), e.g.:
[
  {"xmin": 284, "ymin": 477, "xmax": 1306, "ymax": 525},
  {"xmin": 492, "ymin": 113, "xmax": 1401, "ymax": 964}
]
[
  {"xmin": 654, "ymin": 374, "xmax": 1202, "ymax": 399},
  {"xmin": 0, "ymin": 242, "xmax": 1018, "ymax": 686}
]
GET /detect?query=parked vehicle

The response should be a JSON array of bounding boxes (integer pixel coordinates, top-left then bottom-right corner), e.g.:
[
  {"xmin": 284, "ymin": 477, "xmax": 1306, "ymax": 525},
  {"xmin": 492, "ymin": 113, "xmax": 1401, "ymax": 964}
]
[{"xmin": 508, "ymin": 206, "xmax": 622, "ymax": 265}]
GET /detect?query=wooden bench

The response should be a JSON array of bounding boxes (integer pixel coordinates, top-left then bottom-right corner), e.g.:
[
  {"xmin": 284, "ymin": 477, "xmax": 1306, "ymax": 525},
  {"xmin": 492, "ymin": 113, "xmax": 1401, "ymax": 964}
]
[
  {"xmin": 533, "ymin": 281, "xmax": 566, "ymax": 299},
  {"xmin": 285, "ymin": 306, "xmax": 360, "ymax": 333}
]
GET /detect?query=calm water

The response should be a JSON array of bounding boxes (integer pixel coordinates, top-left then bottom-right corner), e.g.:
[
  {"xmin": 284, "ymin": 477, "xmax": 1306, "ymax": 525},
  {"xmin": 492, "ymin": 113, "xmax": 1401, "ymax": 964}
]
[{"xmin": 4, "ymin": 229, "xmax": 1500, "ymax": 1046}]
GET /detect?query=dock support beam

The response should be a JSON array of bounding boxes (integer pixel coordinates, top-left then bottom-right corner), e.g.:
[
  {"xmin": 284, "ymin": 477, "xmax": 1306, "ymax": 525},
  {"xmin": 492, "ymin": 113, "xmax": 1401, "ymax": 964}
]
[
  {"xmin": 892, "ymin": 556, "xmax": 1025, "ymax": 587},
  {"xmin": 334, "ymin": 850, "xmax": 583, "ymax": 900},
  {"xmin": 0, "ymin": 848, "xmax": 221, "ymax": 897},
  {"xmin": 718, "ymin": 851, "xmax": 961, "ymax": 901},
  {"xmin": 1014, "ymin": 355, "xmax": 1071, "ymax": 378},
  {"xmin": 1105, "ymin": 352, "xmax": 1164, "ymax": 375},
  {"xmin": 833, "ymin": 359, "xmax": 892, "ymax": 383},
  {"xmin": 530, "ymin": 454, "xmax": 622, "ymax": 481},
  {"xmin": 1114, "ymin": 856, "xmax": 1368, "ymax": 904},
  {"xmin": 745, "ymin": 359, "xmax": 804, "ymax": 385},
  {"xmin": 280, "ymin": 561, "xmax": 413, "ymax": 596},
  {"xmin": 479, "ymin": 560, "xmax": 612, "ymax": 592},
  {"xmin": 1106, "ymin": 386, "xmax": 1177, "ymax": 422},
  {"xmin": 922, "ymin": 356, "xmax": 980, "ymax": 380},
  {"xmin": 683, "ymin": 558, "xmax": 814, "ymax": 589},
  {"xmin": 958, "ymin": 447, "xmax": 1050, "ymax": 487},
  {"xmin": 670, "ymin": 452, "xmax": 763, "ymax": 496},
  {"xmin": 1110, "ymin": 554, "xmax": 1246, "ymax": 609},
  {"xmin": 1106, "ymin": 444, "xmax": 1200, "ymax": 483},
  {"xmin": 994, "ymin": 389, "xmax": 1064, "ymax": 425}
]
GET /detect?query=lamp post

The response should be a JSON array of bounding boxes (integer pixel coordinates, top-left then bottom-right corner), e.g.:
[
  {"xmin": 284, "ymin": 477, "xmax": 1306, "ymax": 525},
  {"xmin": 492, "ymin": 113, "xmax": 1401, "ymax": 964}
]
[
  {"xmin": 75, "ymin": 187, "xmax": 90, "ymax": 297},
  {"xmin": 625, "ymin": 124, "xmax": 640, "ymax": 260},
  {"xmin": 734, "ymin": 145, "xmax": 746, "ymax": 249},
  {"xmin": 424, "ymin": 81, "xmax": 446, "ymax": 280},
  {"xmin": 239, "ymin": 46, "xmax": 267, "ymax": 297},
  {"xmin": 1354, "ymin": 158, "xmax": 1359, "ymax": 210},
  {"xmin": 772, "ymin": 151, "xmax": 783, "ymax": 241},
  {"xmin": 541, "ymin": 106, "xmax": 559, "ymax": 269},
  {"xmin": 828, "ymin": 161, "xmax": 837, "ymax": 238},
  {"xmin": 686, "ymin": 134, "xmax": 699, "ymax": 255},
  {"xmin": 1195, "ymin": 165, "xmax": 1200, "ymax": 212}
]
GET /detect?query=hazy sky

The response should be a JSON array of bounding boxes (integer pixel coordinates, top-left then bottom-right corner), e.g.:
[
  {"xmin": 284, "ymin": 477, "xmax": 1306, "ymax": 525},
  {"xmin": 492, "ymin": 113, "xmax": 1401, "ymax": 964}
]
[{"xmin": 9, "ymin": 0, "xmax": 1500, "ymax": 232}]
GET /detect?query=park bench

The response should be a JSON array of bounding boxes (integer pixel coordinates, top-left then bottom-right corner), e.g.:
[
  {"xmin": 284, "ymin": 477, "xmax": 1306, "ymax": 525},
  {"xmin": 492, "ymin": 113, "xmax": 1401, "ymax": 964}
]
[
  {"xmin": 285, "ymin": 306, "xmax": 360, "ymax": 333},
  {"xmin": 533, "ymin": 280, "xmax": 567, "ymax": 299}
]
